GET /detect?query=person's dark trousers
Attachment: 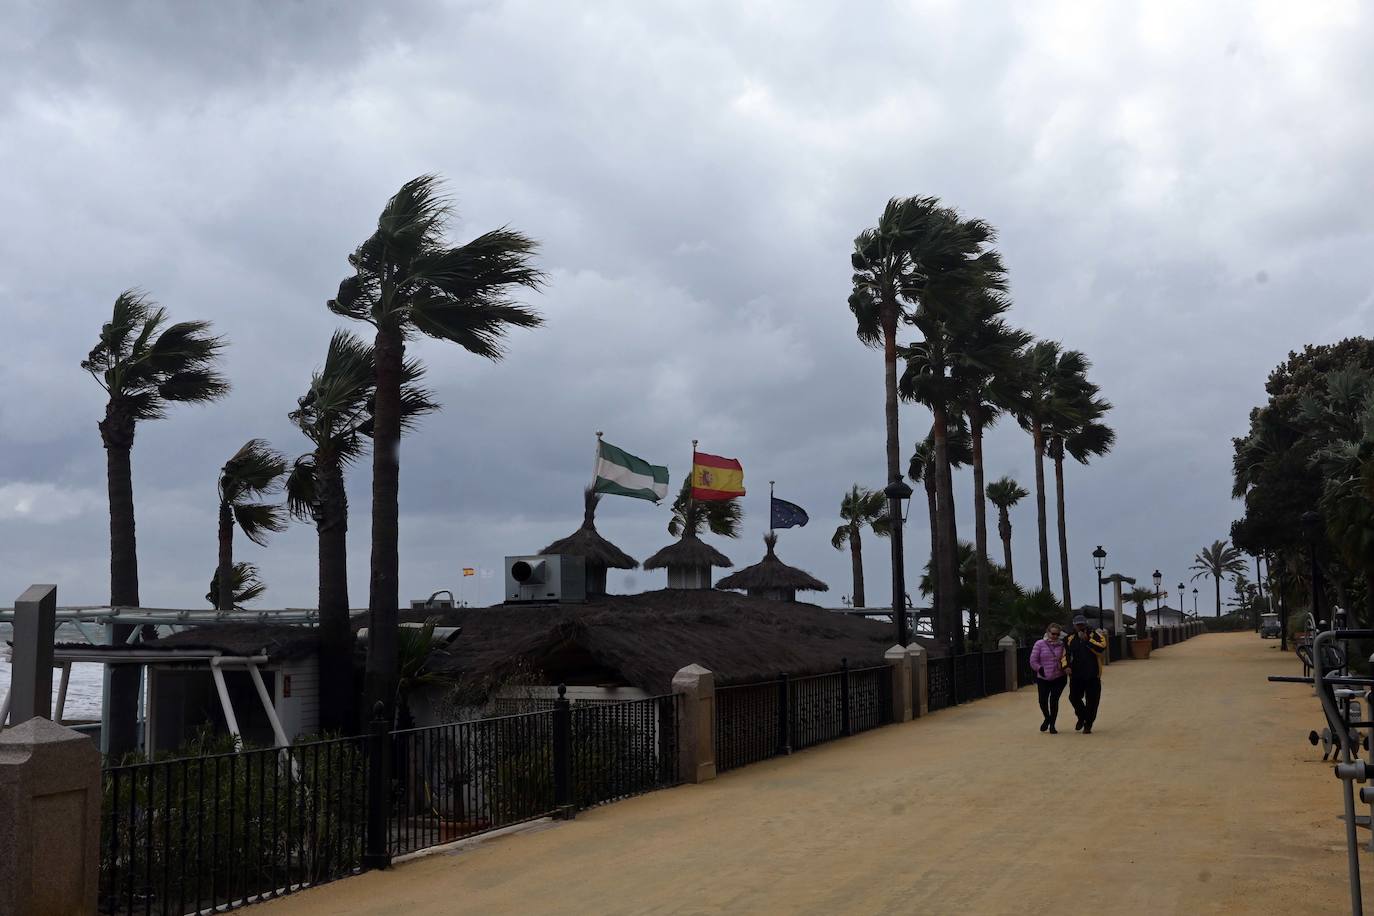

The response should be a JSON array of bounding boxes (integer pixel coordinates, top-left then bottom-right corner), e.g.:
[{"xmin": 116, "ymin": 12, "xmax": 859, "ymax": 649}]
[
  {"xmin": 1036, "ymin": 676, "xmax": 1067, "ymax": 725},
  {"xmin": 1069, "ymin": 675, "xmax": 1102, "ymax": 729}
]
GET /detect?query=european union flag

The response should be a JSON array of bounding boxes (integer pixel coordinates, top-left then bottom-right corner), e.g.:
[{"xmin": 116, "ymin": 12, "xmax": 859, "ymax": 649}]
[{"xmin": 770, "ymin": 496, "xmax": 809, "ymax": 530}]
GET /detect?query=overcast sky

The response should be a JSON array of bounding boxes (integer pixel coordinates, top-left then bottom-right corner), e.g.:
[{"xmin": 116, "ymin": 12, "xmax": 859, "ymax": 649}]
[{"xmin": 2, "ymin": 0, "xmax": 1372, "ymax": 617}]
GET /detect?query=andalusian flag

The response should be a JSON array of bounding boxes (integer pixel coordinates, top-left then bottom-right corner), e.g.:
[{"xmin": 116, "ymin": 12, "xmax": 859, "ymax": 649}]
[
  {"xmin": 593, "ymin": 439, "xmax": 670, "ymax": 502},
  {"xmin": 691, "ymin": 451, "xmax": 745, "ymax": 501}
]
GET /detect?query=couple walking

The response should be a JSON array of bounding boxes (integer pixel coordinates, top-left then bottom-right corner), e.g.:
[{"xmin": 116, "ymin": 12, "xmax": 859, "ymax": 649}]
[{"xmin": 1028, "ymin": 615, "xmax": 1107, "ymax": 734}]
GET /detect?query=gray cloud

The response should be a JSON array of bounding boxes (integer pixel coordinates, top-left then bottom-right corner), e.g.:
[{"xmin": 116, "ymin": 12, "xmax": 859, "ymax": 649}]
[{"xmin": 2, "ymin": 1, "xmax": 1372, "ymax": 617}]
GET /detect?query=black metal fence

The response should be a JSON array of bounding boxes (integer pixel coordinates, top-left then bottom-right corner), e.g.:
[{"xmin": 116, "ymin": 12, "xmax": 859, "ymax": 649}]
[
  {"xmin": 926, "ymin": 650, "xmax": 1013, "ymax": 714},
  {"xmin": 100, "ymin": 692, "xmax": 681, "ymax": 915},
  {"xmin": 1016, "ymin": 646, "xmax": 1035, "ymax": 685},
  {"xmin": 715, "ymin": 661, "xmax": 893, "ymax": 773},
  {"xmin": 101, "ymin": 736, "xmax": 368, "ymax": 915}
]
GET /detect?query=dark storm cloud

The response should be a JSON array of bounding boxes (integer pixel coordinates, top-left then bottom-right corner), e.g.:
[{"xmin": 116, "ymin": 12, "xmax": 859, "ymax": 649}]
[{"xmin": 2, "ymin": 1, "xmax": 1372, "ymax": 616}]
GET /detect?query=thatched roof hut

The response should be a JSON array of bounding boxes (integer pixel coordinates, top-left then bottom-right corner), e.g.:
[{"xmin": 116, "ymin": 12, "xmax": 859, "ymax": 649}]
[
  {"xmin": 540, "ymin": 489, "xmax": 638, "ymax": 596},
  {"xmin": 405, "ymin": 590, "xmax": 940, "ymax": 698},
  {"xmin": 643, "ymin": 533, "xmax": 732, "ymax": 590},
  {"xmin": 716, "ymin": 533, "xmax": 828, "ymax": 603}
]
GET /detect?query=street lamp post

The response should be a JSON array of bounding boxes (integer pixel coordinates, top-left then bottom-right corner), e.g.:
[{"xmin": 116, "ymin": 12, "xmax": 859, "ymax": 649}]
[
  {"xmin": 885, "ymin": 477, "xmax": 913, "ymax": 648},
  {"xmin": 1093, "ymin": 546, "xmax": 1107, "ymax": 632},
  {"xmin": 1192, "ymin": 587, "xmax": 1198, "ymax": 617},
  {"xmin": 1152, "ymin": 570, "xmax": 1162, "ymax": 627},
  {"xmin": 1177, "ymin": 582, "xmax": 1184, "ymax": 626}
]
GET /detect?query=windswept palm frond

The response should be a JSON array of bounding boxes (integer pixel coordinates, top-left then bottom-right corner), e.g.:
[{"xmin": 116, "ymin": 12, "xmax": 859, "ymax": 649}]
[
  {"xmin": 205, "ymin": 562, "xmax": 267, "ymax": 609},
  {"xmin": 667, "ymin": 477, "xmax": 742, "ymax": 539},
  {"xmin": 986, "ymin": 476, "xmax": 1030, "ymax": 509}
]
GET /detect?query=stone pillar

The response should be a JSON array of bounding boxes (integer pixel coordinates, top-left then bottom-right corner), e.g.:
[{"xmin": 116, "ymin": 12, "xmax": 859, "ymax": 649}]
[
  {"xmin": 0, "ymin": 718, "xmax": 101, "ymax": 915},
  {"xmin": 671, "ymin": 664, "xmax": 716, "ymax": 784},
  {"xmin": 907, "ymin": 644, "xmax": 928, "ymax": 717},
  {"xmin": 10, "ymin": 585, "xmax": 57, "ymax": 726},
  {"xmin": 885, "ymin": 645, "xmax": 912, "ymax": 722},
  {"xmin": 998, "ymin": 635, "xmax": 1017, "ymax": 690}
]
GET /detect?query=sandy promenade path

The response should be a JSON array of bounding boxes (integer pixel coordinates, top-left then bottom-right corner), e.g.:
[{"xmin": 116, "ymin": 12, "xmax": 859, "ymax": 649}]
[{"xmin": 264, "ymin": 633, "xmax": 1360, "ymax": 915}]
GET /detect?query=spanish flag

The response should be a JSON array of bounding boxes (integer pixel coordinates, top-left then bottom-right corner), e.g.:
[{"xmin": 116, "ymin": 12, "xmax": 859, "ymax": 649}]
[{"xmin": 691, "ymin": 451, "xmax": 745, "ymax": 501}]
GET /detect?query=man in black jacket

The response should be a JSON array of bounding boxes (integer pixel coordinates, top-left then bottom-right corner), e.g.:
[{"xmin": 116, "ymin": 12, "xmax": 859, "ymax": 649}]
[{"xmin": 1064, "ymin": 615, "xmax": 1107, "ymax": 734}]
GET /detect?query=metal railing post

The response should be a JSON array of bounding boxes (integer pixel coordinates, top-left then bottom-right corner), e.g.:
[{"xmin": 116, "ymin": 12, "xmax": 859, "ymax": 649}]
[
  {"xmin": 553, "ymin": 684, "xmax": 575, "ymax": 819},
  {"xmin": 362, "ymin": 703, "xmax": 392, "ymax": 870},
  {"xmin": 841, "ymin": 658, "xmax": 852, "ymax": 737},
  {"xmin": 777, "ymin": 673, "xmax": 792, "ymax": 756}
]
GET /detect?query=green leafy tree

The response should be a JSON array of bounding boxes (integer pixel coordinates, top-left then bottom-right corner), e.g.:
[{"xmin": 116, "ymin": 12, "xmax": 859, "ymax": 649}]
[
  {"xmin": 205, "ymin": 562, "xmax": 267, "ymax": 609},
  {"xmin": 1190, "ymin": 539, "xmax": 1248, "ymax": 617},
  {"xmin": 287, "ymin": 330, "xmax": 436, "ymax": 731},
  {"xmin": 82, "ymin": 289, "xmax": 228, "ymax": 755},
  {"xmin": 831, "ymin": 485, "xmax": 891, "ymax": 608},
  {"xmin": 985, "ymin": 476, "xmax": 1029, "ymax": 584},
  {"xmin": 216, "ymin": 440, "xmax": 288, "ymax": 612},
  {"xmin": 328, "ymin": 175, "xmax": 543, "ymax": 721},
  {"xmin": 917, "ymin": 541, "xmax": 1024, "ymax": 649}
]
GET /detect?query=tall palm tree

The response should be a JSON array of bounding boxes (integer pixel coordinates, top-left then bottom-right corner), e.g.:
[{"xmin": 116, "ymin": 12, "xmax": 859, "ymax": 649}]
[
  {"xmin": 985, "ymin": 476, "xmax": 1029, "ymax": 583},
  {"xmin": 205, "ymin": 562, "xmax": 267, "ymax": 609},
  {"xmin": 287, "ymin": 331, "xmax": 436, "ymax": 732},
  {"xmin": 1190, "ymin": 539, "xmax": 1248, "ymax": 617},
  {"xmin": 1046, "ymin": 366, "xmax": 1114, "ymax": 611},
  {"xmin": 328, "ymin": 175, "xmax": 544, "ymax": 721},
  {"xmin": 850, "ymin": 198, "xmax": 1005, "ymax": 646},
  {"xmin": 82, "ymin": 289, "xmax": 227, "ymax": 755},
  {"xmin": 1012, "ymin": 341, "xmax": 1091, "ymax": 596},
  {"xmin": 831, "ymin": 485, "xmax": 891, "ymax": 608},
  {"xmin": 216, "ymin": 440, "xmax": 288, "ymax": 612},
  {"xmin": 908, "ymin": 421, "xmax": 974, "ymax": 640}
]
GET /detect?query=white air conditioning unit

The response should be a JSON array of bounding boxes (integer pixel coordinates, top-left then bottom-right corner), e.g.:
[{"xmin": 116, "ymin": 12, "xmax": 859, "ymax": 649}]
[{"xmin": 504, "ymin": 554, "xmax": 586, "ymax": 604}]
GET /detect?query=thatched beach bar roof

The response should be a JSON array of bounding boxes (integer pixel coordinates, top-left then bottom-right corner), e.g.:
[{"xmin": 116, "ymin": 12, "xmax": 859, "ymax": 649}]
[
  {"xmin": 716, "ymin": 533, "xmax": 827, "ymax": 602},
  {"xmin": 540, "ymin": 489, "xmax": 638, "ymax": 595},
  {"xmin": 643, "ymin": 532, "xmax": 732, "ymax": 589}
]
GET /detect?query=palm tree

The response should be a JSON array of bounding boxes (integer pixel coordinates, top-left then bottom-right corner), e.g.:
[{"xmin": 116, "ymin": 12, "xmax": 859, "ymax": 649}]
[
  {"xmin": 1046, "ymin": 365, "xmax": 1114, "ymax": 611},
  {"xmin": 1190, "ymin": 539, "xmax": 1249, "ymax": 617},
  {"xmin": 986, "ymin": 476, "xmax": 1029, "ymax": 583},
  {"xmin": 216, "ymin": 440, "xmax": 288, "ymax": 612},
  {"xmin": 81, "ymin": 289, "xmax": 227, "ymax": 755},
  {"xmin": 668, "ymin": 477, "xmax": 742, "ymax": 539},
  {"xmin": 205, "ymin": 562, "xmax": 267, "ymax": 609},
  {"xmin": 1012, "ymin": 341, "xmax": 1092, "ymax": 596},
  {"xmin": 287, "ymin": 331, "xmax": 436, "ymax": 732},
  {"xmin": 328, "ymin": 175, "xmax": 544, "ymax": 721},
  {"xmin": 908, "ymin": 421, "xmax": 974, "ymax": 640},
  {"xmin": 850, "ymin": 198, "xmax": 1006, "ymax": 645},
  {"xmin": 831, "ymin": 485, "xmax": 891, "ymax": 608},
  {"xmin": 1124, "ymin": 586, "xmax": 1160, "ymax": 639}
]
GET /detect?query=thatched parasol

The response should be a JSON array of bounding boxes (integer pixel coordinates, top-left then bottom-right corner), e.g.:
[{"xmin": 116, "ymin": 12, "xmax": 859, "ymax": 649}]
[
  {"xmin": 716, "ymin": 532, "xmax": 828, "ymax": 601},
  {"xmin": 644, "ymin": 532, "xmax": 732, "ymax": 589},
  {"xmin": 541, "ymin": 489, "xmax": 638, "ymax": 595}
]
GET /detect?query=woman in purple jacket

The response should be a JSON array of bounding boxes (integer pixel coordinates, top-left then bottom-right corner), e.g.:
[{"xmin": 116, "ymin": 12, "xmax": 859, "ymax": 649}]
[{"xmin": 1028, "ymin": 623, "xmax": 1067, "ymax": 733}]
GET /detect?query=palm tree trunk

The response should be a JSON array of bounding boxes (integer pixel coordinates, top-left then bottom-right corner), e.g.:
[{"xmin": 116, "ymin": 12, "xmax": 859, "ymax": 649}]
[
  {"xmin": 317, "ymin": 455, "xmax": 355, "ymax": 733},
  {"xmin": 925, "ymin": 474, "xmax": 939, "ymax": 626},
  {"xmin": 998, "ymin": 507, "xmax": 1014, "ymax": 583},
  {"xmin": 366, "ymin": 325, "xmax": 405, "ymax": 723},
  {"xmin": 1032, "ymin": 422, "xmax": 1051, "ymax": 594},
  {"xmin": 1052, "ymin": 442, "xmax": 1072, "ymax": 612},
  {"xmin": 102, "ymin": 421, "xmax": 141, "ymax": 757},
  {"xmin": 931, "ymin": 405, "xmax": 961, "ymax": 652},
  {"xmin": 850, "ymin": 526, "xmax": 865, "ymax": 609},
  {"xmin": 881, "ymin": 313, "xmax": 906, "ymax": 638},
  {"xmin": 216, "ymin": 503, "xmax": 234, "ymax": 612},
  {"xmin": 1215, "ymin": 574, "xmax": 1221, "ymax": 618},
  {"xmin": 970, "ymin": 412, "xmax": 990, "ymax": 643}
]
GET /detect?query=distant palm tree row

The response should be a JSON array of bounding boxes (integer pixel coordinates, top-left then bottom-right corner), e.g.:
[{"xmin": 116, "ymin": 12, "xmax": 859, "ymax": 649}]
[
  {"xmin": 839, "ymin": 196, "xmax": 1115, "ymax": 650},
  {"xmin": 85, "ymin": 176, "xmax": 543, "ymax": 750}
]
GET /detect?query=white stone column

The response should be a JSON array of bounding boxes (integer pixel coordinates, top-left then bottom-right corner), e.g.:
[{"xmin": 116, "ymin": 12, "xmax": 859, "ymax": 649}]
[
  {"xmin": 671, "ymin": 664, "xmax": 716, "ymax": 784},
  {"xmin": 998, "ymin": 635, "xmax": 1018, "ymax": 690},
  {"xmin": 885, "ymin": 645, "xmax": 912, "ymax": 722},
  {"xmin": 907, "ymin": 644, "xmax": 928, "ymax": 717}
]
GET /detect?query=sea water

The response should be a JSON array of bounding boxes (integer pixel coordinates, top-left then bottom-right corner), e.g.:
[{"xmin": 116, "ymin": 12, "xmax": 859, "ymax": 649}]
[{"xmin": 0, "ymin": 622, "xmax": 106, "ymax": 721}]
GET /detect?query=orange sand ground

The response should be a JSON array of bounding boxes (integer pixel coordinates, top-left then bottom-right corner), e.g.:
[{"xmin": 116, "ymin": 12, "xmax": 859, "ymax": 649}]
[{"xmin": 264, "ymin": 632, "xmax": 1364, "ymax": 915}]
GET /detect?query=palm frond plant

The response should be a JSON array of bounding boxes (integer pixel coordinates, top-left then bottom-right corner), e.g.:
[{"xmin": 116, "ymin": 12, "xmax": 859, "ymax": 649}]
[
  {"xmin": 1124, "ymin": 586, "xmax": 1160, "ymax": 640},
  {"xmin": 985, "ymin": 476, "xmax": 1029, "ymax": 584},
  {"xmin": 205, "ymin": 562, "xmax": 267, "ymax": 609},
  {"xmin": 1190, "ymin": 539, "xmax": 1249, "ymax": 617},
  {"xmin": 82, "ymin": 289, "xmax": 228, "ymax": 755},
  {"xmin": 667, "ymin": 477, "xmax": 742, "ymax": 539},
  {"xmin": 831, "ymin": 485, "xmax": 891, "ymax": 608},
  {"xmin": 216, "ymin": 439, "xmax": 288, "ymax": 611},
  {"xmin": 287, "ymin": 330, "xmax": 437, "ymax": 731},
  {"xmin": 850, "ymin": 197, "xmax": 1006, "ymax": 645},
  {"xmin": 395, "ymin": 617, "xmax": 452, "ymax": 731},
  {"xmin": 329, "ymin": 175, "xmax": 544, "ymax": 721}
]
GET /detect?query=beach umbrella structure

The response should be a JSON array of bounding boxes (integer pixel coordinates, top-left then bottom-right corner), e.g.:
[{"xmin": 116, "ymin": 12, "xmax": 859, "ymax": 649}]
[
  {"xmin": 716, "ymin": 533, "xmax": 829, "ymax": 603},
  {"xmin": 644, "ymin": 533, "xmax": 732, "ymax": 589},
  {"xmin": 540, "ymin": 489, "xmax": 639, "ymax": 597}
]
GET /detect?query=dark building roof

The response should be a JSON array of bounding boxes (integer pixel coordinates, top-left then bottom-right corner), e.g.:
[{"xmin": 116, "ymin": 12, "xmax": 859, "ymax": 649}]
[
  {"xmin": 408, "ymin": 589, "xmax": 939, "ymax": 697},
  {"xmin": 146, "ymin": 623, "xmax": 321, "ymax": 661},
  {"xmin": 539, "ymin": 489, "xmax": 638, "ymax": 570},
  {"xmin": 643, "ymin": 533, "xmax": 733, "ymax": 570},
  {"xmin": 716, "ymin": 533, "xmax": 828, "ymax": 593}
]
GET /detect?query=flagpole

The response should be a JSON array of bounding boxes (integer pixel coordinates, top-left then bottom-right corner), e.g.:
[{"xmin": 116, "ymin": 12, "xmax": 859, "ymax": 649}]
[
  {"xmin": 769, "ymin": 480, "xmax": 775, "ymax": 540},
  {"xmin": 689, "ymin": 439, "xmax": 698, "ymax": 533}
]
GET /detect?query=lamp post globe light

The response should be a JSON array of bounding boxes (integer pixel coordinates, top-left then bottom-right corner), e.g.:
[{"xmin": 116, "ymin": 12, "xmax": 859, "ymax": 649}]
[
  {"xmin": 1192, "ymin": 587, "xmax": 1198, "ymax": 616},
  {"xmin": 1153, "ymin": 570, "xmax": 1162, "ymax": 625},
  {"xmin": 884, "ymin": 477, "xmax": 914, "ymax": 648},
  {"xmin": 1093, "ymin": 546, "xmax": 1107, "ymax": 631}
]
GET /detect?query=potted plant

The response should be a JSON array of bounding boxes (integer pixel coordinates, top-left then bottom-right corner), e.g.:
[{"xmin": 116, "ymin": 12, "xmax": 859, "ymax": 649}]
[{"xmin": 1125, "ymin": 587, "xmax": 1157, "ymax": 659}]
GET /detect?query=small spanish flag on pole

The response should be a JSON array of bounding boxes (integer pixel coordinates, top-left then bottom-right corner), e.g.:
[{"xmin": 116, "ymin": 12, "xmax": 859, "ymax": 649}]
[{"xmin": 691, "ymin": 448, "xmax": 745, "ymax": 501}]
